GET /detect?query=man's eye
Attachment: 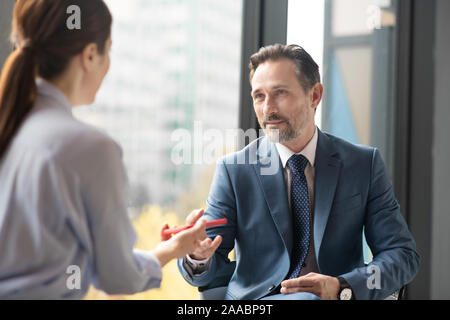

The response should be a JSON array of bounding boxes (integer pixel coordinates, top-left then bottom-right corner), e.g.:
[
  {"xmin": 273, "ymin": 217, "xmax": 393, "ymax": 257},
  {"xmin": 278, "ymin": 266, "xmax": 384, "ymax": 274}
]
[
  {"xmin": 277, "ymin": 89, "xmax": 286, "ymax": 95},
  {"xmin": 254, "ymin": 94, "xmax": 264, "ymax": 100}
]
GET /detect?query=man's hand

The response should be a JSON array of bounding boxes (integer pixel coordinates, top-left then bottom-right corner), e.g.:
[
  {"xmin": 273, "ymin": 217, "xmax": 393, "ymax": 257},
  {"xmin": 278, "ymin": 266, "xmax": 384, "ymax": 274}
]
[
  {"xmin": 185, "ymin": 209, "xmax": 222, "ymax": 260},
  {"xmin": 280, "ymin": 272, "xmax": 340, "ymax": 300}
]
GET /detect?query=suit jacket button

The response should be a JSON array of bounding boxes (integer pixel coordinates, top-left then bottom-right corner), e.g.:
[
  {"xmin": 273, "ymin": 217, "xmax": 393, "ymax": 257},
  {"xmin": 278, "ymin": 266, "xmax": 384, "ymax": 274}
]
[{"xmin": 268, "ymin": 285, "xmax": 275, "ymax": 291}]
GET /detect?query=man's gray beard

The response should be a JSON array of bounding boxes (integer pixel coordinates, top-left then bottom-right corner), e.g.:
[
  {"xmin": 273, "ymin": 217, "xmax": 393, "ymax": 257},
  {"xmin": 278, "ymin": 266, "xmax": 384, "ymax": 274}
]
[{"xmin": 264, "ymin": 125, "xmax": 298, "ymax": 143}]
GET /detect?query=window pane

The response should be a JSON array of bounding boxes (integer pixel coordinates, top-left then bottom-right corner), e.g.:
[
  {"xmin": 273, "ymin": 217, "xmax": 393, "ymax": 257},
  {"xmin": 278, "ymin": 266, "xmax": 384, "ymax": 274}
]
[
  {"xmin": 330, "ymin": 46, "xmax": 372, "ymax": 146},
  {"xmin": 74, "ymin": 0, "xmax": 243, "ymax": 299},
  {"xmin": 323, "ymin": 0, "xmax": 397, "ymax": 175},
  {"xmin": 332, "ymin": 0, "xmax": 373, "ymax": 36},
  {"xmin": 287, "ymin": 0, "xmax": 325, "ymax": 129}
]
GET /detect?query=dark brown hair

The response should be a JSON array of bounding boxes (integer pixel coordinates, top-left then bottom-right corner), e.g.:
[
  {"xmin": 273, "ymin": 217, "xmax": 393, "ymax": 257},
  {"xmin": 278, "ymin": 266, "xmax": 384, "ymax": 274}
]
[
  {"xmin": 249, "ymin": 43, "xmax": 321, "ymax": 91},
  {"xmin": 0, "ymin": 0, "xmax": 112, "ymax": 159}
]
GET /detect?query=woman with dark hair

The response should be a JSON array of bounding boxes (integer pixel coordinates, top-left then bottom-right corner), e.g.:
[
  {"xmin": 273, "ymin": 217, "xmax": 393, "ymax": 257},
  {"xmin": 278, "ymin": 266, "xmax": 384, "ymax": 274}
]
[{"xmin": 0, "ymin": 0, "xmax": 209, "ymax": 299}]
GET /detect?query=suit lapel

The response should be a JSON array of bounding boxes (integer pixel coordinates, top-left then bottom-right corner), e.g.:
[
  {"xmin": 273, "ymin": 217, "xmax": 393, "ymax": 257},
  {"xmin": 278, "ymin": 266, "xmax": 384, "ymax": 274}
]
[
  {"xmin": 313, "ymin": 130, "xmax": 341, "ymax": 262},
  {"xmin": 252, "ymin": 138, "xmax": 293, "ymax": 258}
]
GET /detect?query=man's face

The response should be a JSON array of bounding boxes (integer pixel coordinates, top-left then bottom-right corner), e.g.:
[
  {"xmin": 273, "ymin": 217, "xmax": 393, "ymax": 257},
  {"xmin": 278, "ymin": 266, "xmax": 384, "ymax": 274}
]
[{"xmin": 251, "ymin": 58, "xmax": 316, "ymax": 143}]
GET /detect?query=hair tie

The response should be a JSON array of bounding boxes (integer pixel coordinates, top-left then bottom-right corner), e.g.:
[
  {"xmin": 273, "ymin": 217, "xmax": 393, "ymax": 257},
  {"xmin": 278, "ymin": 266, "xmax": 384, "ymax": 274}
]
[{"xmin": 20, "ymin": 40, "xmax": 37, "ymax": 54}]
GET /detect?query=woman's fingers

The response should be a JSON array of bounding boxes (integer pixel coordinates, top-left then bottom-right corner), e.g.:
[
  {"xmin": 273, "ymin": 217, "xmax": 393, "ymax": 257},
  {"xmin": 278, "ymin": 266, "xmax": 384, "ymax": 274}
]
[
  {"xmin": 160, "ymin": 223, "xmax": 171, "ymax": 241},
  {"xmin": 186, "ymin": 208, "xmax": 204, "ymax": 225},
  {"xmin": 191, "ymin": 216, "xmax": 208, "ymax": 239}
]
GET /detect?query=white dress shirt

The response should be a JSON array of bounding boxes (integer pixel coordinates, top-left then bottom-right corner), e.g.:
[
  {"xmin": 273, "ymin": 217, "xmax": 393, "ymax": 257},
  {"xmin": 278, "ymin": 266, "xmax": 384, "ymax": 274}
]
[
  {"xmin": 186, "ymin": 128, "xmax": 319, "ymax": 276},
  {"xmin": 275, "ymin": 127, "xmax": 318, "ymax": 214},
  {"xmin": 0, "ymin": 79, "xmax": 162, "ymax": 299}
]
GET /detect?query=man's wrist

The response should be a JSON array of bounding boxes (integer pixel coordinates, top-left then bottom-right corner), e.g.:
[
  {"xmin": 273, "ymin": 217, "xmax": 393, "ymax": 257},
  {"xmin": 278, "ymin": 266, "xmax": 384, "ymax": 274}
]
[
  {"xmin": 186, "ymin": 254, "xmax": 211, "ymax": 265},
  {"xmin": 184, "ymin": 254, "xmax": 212, "ymax": 276},
  {"xmin": 337, "ymin": 277, "xmax": 354, "ymax": 300},
  {"xmin": 188, "ymin": 254, "xmax": 206, "ymax": 261},
  {"xmin": 331, "ymin": 277, "xmax": 340, "ymax": 299}
]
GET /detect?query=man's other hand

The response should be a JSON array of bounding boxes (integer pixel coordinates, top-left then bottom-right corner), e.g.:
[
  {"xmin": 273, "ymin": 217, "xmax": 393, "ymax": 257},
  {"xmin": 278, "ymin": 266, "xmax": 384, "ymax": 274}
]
[
  {"xmin": 186, "ymin": 209, "xmax": 222, "ymax": 260},
  {"xmin": 280, "ymin": 272, "xmax": 340, "ymax": 300}
]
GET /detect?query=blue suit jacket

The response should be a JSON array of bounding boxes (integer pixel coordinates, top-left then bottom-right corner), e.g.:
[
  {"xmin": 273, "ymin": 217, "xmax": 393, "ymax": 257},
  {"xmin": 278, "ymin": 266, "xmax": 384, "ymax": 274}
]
[{"xmin": 178, "ymin": 130, "xmax": 420, "ymax": 300}]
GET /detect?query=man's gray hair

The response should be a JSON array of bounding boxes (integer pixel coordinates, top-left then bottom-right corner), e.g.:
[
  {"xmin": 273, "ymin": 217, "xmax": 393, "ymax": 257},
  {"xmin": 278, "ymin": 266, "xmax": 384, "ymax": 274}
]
[{"xmin": 249, "ymin": 43, "xmax": 321, "ymax": 92}]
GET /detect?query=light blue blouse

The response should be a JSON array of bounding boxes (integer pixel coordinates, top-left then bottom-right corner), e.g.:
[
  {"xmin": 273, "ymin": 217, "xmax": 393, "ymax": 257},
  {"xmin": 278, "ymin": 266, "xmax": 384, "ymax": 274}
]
[{"xmin": 0, "ymin": 79, "xmax": 162, "ymax": 299}]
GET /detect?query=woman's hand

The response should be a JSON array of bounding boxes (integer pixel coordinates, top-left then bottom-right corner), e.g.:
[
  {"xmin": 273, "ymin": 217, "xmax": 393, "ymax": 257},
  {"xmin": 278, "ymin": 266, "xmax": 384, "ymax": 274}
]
[{"xmin": 151, "ymin": 209, "xmax": 209, "ymax": 267}]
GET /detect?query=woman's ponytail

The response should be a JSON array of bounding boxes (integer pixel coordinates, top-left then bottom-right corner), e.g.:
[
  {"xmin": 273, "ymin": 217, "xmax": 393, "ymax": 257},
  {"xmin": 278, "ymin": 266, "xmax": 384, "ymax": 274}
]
[{"xmin": 0, "ymin": 45, "xmax": 37, "ymax": 159}]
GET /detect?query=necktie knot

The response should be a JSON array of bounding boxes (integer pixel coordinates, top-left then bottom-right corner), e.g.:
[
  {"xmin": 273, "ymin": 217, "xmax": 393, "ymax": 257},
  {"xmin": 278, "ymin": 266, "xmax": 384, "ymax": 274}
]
[{"xmin": 287, "ymin": 154, "xmax": 308, "ymax": 176}]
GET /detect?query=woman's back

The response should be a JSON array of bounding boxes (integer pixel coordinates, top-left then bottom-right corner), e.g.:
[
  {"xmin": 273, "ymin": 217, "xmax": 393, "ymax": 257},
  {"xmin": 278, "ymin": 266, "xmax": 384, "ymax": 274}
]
[
  {"xmin": 0, "ymin": 0, "xmax": 210, "ymax": 300},
  {"xmin": 0, "ymin": 79, "xmax": 125, "ymax": 299}
]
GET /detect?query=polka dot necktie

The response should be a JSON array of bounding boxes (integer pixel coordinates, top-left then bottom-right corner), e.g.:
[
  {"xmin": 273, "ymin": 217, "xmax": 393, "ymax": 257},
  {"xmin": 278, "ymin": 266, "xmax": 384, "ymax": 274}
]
[{"xmin": 286, "ymin": 154, "xmax": 310, "ymax": 279}]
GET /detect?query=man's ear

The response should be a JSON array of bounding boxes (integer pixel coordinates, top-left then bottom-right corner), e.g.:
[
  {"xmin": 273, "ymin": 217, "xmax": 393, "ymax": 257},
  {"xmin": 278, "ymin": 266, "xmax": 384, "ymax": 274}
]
[
  {"xmin": 310, "ymin": 82, "xmax": 324, "ymax": 109},
  {"xmin": 80, "ymin": 43, "xmax": 99, "ymax": 72}
]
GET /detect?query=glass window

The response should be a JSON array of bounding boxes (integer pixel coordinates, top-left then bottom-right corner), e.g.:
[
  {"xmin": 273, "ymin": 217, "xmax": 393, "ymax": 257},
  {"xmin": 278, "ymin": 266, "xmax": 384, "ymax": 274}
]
[
  {"xmin": 323, "ymin": 0, "xmax": 397, "ymax": 176},
  {"xmin": 332, "ymin": 0, "xmax": 373, "ymax": 36},
  {"xmin": 288, "ymin": 0, "xmax": 399, "ymax": 263},
  {"xmin": 75, "ymin": 0, "xmax": 243, "ymax": 299},
  {"xmin": 287, "ymin": 0, "xmax": 325, "ymax": 128}
]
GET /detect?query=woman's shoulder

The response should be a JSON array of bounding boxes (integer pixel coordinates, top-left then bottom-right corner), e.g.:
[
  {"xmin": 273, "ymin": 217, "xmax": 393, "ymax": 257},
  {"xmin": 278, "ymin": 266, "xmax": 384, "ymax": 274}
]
[
  {"xmin": 56, "ymin": 119, "xmax": 123, "ymax": 164},
  {"xmin": 43, "ymin": 120, "xmax": 124, "ymax": 181},
  {"xmin": 16, "ymin": 106, "xmax": 123, "ymax": 168}
]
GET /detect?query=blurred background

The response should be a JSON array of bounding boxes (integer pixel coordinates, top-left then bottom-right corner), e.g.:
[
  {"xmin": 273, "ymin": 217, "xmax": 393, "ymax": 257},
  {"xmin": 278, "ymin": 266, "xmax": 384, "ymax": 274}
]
[{"xmin": 0, "ymin": 0, "xmax": 449, "ymax": 299}]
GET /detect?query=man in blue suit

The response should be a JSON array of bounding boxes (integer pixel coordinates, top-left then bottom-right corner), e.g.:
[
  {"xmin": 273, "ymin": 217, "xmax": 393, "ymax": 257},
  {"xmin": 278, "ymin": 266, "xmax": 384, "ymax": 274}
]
[{"xmin": 178, "ymin": 44, "xmax": 420, "ymax": 300}]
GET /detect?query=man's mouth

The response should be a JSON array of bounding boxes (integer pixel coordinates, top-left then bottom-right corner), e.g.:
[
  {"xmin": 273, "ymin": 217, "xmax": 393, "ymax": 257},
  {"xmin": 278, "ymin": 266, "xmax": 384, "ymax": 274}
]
[{"xmin": 265, "ymin": 120, "xmax": 285, "ymax": 128}]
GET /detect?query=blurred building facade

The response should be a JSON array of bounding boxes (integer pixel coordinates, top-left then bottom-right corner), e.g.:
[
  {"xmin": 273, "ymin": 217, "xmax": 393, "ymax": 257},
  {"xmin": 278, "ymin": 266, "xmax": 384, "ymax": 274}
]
[{"xmin": 74, "ymin": 0, "xmax": 243, "ymax": 209}]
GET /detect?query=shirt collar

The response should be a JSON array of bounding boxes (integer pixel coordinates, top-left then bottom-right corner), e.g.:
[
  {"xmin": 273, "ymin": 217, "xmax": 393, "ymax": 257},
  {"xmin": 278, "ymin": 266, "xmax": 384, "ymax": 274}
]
[
  {"xmin": 275, "ymin": 126, "xmax": 318, "ymax": 168},
  {"xmin": 36, "ymin": 77, "xmax": 72, "ymax": 113}
]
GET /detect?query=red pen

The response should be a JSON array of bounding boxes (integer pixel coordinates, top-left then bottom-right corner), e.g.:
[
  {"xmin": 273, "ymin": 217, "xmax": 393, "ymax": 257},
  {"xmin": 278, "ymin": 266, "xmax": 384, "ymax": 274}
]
[{"xmin": 162, "ymin": 218, "xmax": 228, "ymax": 236}]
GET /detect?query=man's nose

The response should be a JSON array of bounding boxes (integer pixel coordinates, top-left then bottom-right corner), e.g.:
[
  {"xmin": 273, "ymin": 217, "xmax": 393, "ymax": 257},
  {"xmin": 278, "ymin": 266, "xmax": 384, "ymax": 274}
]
[{"xmin": 263, "ymin": 95, "xmax": 277, "ymax": 115}]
